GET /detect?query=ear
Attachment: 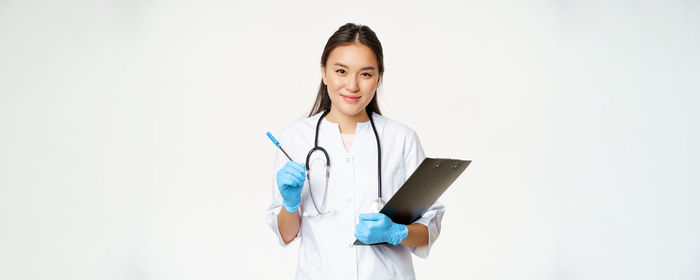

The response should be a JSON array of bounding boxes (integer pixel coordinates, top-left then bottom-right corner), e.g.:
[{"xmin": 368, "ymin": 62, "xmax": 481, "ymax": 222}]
[{"xmin": 321, "ymin": 66, "xmax": 327, "ymax": 86}]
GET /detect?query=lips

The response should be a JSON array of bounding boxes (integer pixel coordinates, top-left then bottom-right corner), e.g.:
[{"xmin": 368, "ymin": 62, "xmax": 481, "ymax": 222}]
[{"xmin": 341, "ymin": 94, "xmax": 360, "ymax": 103}]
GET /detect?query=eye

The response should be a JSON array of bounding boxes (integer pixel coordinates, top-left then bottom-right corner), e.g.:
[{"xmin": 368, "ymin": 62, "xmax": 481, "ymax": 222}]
[
  {"xmin": 336, "ymin": 69, "xmax": 346, "ymax": 74},
  {"xmin": 361, "ymin": 72, "xmax": 372, "ymax": 78}
]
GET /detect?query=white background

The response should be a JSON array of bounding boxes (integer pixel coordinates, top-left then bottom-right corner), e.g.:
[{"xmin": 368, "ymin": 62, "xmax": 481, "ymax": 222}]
[{"xmin": 1, "ymin": 0, "xmax": 699, "ymax": 279}]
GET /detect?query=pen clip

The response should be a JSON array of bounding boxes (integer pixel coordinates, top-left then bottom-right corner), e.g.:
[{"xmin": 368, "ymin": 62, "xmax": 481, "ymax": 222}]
[{"xmin": 266, "ymin": 132, "xmax": 280, "ymax": 147}]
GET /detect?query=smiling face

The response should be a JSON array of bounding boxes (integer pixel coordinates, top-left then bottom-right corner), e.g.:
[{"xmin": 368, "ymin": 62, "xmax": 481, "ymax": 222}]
[{"xmin": 321, "ymin": 42, "xmax": 381, "ymax": 119}]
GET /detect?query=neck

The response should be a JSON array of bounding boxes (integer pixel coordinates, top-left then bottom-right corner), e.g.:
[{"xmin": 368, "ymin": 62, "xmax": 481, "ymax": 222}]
[{"xmin": 325, "ymin": 107, "xmax": 370, "ymax": 134}]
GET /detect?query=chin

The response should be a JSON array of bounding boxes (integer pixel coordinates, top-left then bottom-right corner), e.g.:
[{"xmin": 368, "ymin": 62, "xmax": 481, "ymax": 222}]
[{"xmin": 336, "ymin": 107, "xmax": 361, "ymax": 116}]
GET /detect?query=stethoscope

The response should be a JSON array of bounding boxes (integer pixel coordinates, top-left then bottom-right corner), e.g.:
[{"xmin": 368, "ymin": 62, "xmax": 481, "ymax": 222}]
[{"xmin": 303, "ymin": 110, "xmax": 384, "ymax": 217}]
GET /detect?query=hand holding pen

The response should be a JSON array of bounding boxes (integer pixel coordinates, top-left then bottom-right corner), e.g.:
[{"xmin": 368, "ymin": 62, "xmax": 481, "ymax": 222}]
[{"xmin": 267, "ymin": 132, "xmax": 305, "ymax": 213}]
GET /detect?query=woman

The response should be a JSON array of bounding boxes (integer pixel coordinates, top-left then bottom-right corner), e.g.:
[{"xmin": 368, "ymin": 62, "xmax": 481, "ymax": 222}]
[{"xmin": 265, "ymin": 23, "xmax": 445, "ymax": 279}]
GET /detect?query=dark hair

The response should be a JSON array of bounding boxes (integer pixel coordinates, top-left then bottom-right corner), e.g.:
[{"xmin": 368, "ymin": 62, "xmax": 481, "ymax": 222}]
[{"xmin": 308, "ymin": 23, "xmax": 384, "ymax": 117}]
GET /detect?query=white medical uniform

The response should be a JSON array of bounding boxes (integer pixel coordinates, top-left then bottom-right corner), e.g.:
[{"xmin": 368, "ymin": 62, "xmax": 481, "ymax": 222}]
[{"xmin": 265, "ymin": 112, "xmax": 445, "ymax": 280}]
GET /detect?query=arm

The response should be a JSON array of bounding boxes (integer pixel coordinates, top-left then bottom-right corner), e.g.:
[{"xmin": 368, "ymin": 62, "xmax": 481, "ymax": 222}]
[
  {"xmin": 265, "ymin": 131, "xmax": 305, "ymax": 246},
  {"xmin": 277, "ymin": 207, "xmax": 301, "ymax": 244},
  {"xmin": 355, "ymin": 213, "xmax": 429, "ymax": 247},
  {"xmin": 272, "ymin": 159, "xmax": 305, "ymax": 245},
  {"xmin": 401, "ymin": 130, "xmax": 444, "ymax": 256},
  {"xmin": 400, "ymin": 223, "xmax": 428, "ymax": 247}
]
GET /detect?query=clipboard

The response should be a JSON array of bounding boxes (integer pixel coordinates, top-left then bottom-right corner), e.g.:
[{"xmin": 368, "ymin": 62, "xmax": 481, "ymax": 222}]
[{"xmin": 354, "ymin": 157, "xmax": 471, "ymax": 246}]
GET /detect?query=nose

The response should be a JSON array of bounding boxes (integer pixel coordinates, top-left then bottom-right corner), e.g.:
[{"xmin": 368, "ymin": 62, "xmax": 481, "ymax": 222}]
[{"xmin": 346, "ymin": 76, "xmax": 359, "ymax": 93}]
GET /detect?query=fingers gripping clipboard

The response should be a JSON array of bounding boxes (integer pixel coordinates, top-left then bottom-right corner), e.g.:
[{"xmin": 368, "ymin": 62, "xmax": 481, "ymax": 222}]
[{"xmin": 354, "ymin": 158, "xmax": 471, "ymax": 246}]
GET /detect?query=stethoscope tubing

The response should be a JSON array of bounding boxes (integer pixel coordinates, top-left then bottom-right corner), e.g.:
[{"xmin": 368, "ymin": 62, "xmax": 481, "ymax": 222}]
[{"xmin": 304, "ymin": 109, "xmax": 382, "ymax": 216}]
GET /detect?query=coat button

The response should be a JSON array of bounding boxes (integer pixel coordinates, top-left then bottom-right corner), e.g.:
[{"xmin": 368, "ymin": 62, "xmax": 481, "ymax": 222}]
[
  {"xmin": 346, "ymin": 198, "xmax": 353, "ymax": 204},
  {"xmin": 345, "ymin": 157, "xmax": 351, "ymax": 163}
]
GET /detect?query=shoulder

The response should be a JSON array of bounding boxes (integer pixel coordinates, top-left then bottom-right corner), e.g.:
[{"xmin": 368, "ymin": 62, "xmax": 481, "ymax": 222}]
[
  {"xmin": 277, "ymin": 112, "xmax": 322, "ymax": 141},
  {"xmin": 373, "ymin": 113, "xmax": 419, "ymax": 140},
  {"xmin": 374, "ymin": 113, "xmax": 425, "ymax": 166}
]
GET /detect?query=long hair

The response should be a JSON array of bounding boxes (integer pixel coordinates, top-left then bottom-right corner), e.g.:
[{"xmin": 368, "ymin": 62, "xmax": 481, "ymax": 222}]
[{"xmin": 308, "ymin": 23, "xmax": 384, "ymax": 117}]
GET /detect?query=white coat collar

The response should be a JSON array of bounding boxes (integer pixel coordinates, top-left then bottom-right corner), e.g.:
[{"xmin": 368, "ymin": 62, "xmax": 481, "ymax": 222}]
[{"xmin": 309, "ymin": 111, "xmax": 380, "ymax": 129}]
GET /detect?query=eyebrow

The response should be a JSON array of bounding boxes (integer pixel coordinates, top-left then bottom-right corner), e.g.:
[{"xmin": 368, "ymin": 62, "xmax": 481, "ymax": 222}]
[{"xmin": 332, "ymin": 62, "xmax": 376, "ymax": 71}]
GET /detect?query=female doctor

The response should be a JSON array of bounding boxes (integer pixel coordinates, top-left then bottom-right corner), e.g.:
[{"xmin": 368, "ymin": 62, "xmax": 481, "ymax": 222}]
[{"xmin": 265, "ymin": 23, "xmax": 445, "ymax": 279}]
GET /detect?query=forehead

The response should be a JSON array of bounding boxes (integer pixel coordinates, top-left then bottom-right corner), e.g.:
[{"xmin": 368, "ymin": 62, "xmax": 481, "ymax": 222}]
[{"xmin": 327, "ymin": 43, "xmax": 378, "ymax": 69}]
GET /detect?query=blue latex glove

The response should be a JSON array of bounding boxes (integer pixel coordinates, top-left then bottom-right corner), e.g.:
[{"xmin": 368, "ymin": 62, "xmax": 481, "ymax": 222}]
[
  {"xmin": 276, "ymin": 161, "xmax": 305, "ymax": 213},
  {"xmin": 354, "ymin": 213, "xmax": 409, "ymax": 246}
]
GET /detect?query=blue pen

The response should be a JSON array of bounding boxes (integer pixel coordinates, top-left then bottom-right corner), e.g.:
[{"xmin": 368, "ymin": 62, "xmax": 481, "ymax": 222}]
[{"xmin": 266, "ymin": 132, "xmax": 293, "ymax": 161}]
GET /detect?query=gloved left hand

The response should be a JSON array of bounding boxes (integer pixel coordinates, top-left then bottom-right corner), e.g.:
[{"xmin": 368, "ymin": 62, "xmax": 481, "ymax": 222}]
[{"xmin": 354, "ymin": 213, "xmax": 409, "ymax": 246}]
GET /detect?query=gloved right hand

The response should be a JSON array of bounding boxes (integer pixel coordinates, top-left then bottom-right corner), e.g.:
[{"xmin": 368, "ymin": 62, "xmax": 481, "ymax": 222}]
[{"xmin": 276, "ymin": 161, "xmax": 306, "ymax": 213}]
